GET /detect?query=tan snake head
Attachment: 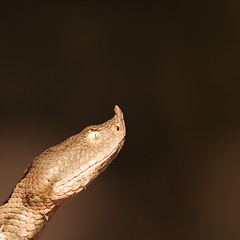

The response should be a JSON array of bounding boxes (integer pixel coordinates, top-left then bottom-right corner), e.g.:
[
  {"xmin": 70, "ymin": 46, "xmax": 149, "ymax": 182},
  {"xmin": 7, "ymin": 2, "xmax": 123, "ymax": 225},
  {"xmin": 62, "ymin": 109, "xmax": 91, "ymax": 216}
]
[
  {"xmin": 51, "ymin": 105, "xmax": 126, "ymax": 201},
  {"xmin": 25, "ymin": 105, "xmax": 126, "ymax": 203}
]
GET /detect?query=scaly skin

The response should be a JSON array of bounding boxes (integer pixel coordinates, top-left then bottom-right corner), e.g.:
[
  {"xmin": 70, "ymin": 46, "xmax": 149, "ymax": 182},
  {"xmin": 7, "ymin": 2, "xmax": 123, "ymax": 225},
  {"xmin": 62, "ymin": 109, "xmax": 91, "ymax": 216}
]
[{"xmin": 0, "ymin": 105, "xmax": 126, "ymax": 240}]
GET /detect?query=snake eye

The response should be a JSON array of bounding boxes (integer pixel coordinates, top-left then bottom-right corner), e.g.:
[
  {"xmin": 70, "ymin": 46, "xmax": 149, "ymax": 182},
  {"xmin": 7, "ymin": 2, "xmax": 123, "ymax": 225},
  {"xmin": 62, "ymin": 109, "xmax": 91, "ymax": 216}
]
[{"xmin": 87, "ymin": 131, "xmax": 102, "ymax": 144}]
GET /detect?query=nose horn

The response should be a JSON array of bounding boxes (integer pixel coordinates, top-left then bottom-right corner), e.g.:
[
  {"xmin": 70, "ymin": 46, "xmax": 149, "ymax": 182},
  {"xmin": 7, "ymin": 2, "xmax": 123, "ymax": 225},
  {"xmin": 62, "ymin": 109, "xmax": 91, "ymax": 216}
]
[
  {"xmin": 114, "ymin": 105, "xmax": 124, "ymax": 121},
  {"xmin": 113, "ymin": 105, "xmax": 126, "ymax": 135}
]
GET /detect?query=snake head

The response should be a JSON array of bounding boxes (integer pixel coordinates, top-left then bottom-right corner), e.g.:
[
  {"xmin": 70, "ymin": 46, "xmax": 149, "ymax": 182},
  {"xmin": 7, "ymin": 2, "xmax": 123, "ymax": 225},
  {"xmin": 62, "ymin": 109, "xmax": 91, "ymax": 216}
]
[{"xmin": 50, "ymin": 105, "xmax": 126, "ymax": 202}]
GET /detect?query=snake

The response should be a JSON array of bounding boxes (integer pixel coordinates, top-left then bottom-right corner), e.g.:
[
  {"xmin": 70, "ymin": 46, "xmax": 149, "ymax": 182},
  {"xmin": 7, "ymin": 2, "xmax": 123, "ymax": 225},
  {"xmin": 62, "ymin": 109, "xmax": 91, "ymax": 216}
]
[{"xmin": 0, "ymin": 105, "xmax": 126, "ymax": 240}]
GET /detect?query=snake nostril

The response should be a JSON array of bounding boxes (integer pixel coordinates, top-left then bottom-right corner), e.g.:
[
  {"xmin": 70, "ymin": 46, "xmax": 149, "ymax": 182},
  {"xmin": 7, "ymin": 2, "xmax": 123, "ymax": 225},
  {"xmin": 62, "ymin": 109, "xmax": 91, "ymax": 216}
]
[{"xmin": 111, "ymin": 123, "xmax": 120, "ymax": 132}]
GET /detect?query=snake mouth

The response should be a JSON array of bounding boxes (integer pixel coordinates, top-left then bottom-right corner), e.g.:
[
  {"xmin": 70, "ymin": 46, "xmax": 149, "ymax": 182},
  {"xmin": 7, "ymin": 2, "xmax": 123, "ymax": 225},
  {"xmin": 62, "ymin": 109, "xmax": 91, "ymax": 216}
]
[
  {"xmin": 78, "ymin": 137, "xmax": 125, "ymax": 184},
  {"xmin": 116, "ymin": 137, "xmax": 125, "ymax": 153},
  {"xmin": 91, "ymin": 137, "xmax": 125, "ymax": 173}
]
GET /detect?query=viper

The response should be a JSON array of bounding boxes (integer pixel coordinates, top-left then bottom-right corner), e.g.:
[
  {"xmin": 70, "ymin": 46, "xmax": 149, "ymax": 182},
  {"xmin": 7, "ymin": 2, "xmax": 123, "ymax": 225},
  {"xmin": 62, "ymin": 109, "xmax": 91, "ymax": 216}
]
[{"xmin": 0, "ymin": 105, "xmax": 126, "ymax": 240}]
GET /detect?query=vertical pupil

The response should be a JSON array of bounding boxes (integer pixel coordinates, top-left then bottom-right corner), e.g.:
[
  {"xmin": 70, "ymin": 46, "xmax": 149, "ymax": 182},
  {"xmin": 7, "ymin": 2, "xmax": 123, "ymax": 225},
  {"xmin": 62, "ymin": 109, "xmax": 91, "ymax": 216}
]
[
  {"xmin": 87, "ymin": 131, "xmax": 101, "ymax": 144},
  {"xmin": 88, "ymin": 131, "xmax": 101, "ymax": 143}
]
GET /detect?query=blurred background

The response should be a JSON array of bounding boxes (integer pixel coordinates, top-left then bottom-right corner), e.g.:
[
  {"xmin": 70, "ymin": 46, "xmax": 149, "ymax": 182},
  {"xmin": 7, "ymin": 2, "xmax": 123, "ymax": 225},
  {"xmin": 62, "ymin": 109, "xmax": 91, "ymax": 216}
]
[{"xmin": 0, "ymin": 1, "xmax": 240, "ymax": 239}]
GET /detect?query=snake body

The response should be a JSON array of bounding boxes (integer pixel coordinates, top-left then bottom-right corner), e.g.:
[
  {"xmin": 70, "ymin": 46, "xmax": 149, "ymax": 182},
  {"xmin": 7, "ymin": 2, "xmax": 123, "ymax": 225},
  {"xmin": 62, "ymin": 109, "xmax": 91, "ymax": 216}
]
[{"xmin": 0, "ymin": 105, "xmax": 126, "ymax": 240}]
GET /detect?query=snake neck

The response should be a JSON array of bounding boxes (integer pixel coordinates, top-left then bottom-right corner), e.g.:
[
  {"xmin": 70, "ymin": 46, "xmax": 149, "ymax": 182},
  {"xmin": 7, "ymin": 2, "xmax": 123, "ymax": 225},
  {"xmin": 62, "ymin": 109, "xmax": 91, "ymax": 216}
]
[{"xmin": 0, "ymin": 195, "xmax": 57, "ymax": 240}]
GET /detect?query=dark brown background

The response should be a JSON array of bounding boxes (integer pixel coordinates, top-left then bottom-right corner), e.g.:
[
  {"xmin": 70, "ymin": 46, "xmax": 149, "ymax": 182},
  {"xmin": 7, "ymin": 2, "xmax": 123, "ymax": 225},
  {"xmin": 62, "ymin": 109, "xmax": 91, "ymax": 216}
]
[{"xmin": 0, "ymin": 1, "xmax": 240, "ymax": 240}]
